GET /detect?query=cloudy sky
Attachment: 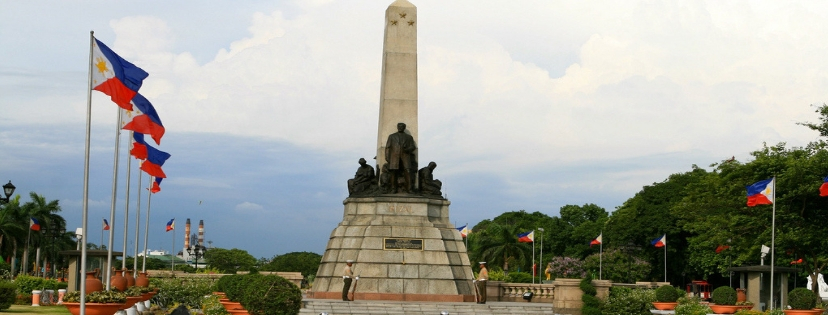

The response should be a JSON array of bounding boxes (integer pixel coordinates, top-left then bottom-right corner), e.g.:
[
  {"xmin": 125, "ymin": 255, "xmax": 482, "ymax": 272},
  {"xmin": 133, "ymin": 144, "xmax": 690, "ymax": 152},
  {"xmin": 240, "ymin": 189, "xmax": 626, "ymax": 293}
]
[{"xmin": 1, "ymin": 0, "xmax": 827, "ymax": 259}]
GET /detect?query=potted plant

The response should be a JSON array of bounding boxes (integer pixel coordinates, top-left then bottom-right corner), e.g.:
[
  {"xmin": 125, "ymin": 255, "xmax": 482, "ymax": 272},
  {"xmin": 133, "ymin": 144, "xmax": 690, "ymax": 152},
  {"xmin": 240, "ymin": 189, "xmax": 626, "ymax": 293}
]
[
  {"xmin": 709, "ymin": 286, "xmax": 741, "ymax": 314},
  {"xmin": 652, "ymin": 285, "xmax": 681, "ymax": 310},
  {"xmin": 786, "ymin": 288, "xmax": 819, "ymax": 315},
  {"xmin": 63, "ymin": 290, "xmax": 127, "ymax": 315}
]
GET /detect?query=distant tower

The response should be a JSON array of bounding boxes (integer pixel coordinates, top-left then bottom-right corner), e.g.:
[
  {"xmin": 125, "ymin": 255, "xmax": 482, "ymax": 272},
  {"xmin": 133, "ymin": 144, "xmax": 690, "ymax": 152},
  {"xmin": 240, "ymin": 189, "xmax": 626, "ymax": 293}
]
[
  {"xmin": 184, "ymin": 219, "xmax": 191, "ymax": 249},
  {"xmin": 198, "ymin": 220, "xmax": 205, "ymax": 246}
]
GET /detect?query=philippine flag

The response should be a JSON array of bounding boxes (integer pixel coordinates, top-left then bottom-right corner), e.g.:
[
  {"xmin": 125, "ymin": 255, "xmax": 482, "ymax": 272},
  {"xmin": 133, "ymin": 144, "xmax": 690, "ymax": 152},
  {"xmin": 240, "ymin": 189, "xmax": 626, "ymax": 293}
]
[
  {"xmin": 518, "ymin": 230, "xmax": 534, "ymax": 243},
  {"xmin": 151, "ymin": 177, "xmax": 163, "ymax": 194},
  {"xmin": 121, "ymin": 94, "xmax": 165, "ymax": 145},
  {"xmin": 30, "ymin": 217, "xmax": 41, "ymax": 231},
  {"xmin": 746, "ymin": 178, "xmax": 774, "ymax": 206},
  {"xmin": 590, "ymin": 234, "xmax": 602, "ymax": 247},
  {"xmin": 91, "ymin": 38, "xmax": 149, "ymax": 110},
  {"xmin": 651, "ymin": 234, "xmax": 666, "ymax": 248},
  {"xmin": 820, "ymin": 176, "xmax": 828, "ymax": 197},
  {"xmin": 140, "ymin": 145, "xmax": 171, "ymax": 178},
  {"xmin": 166, "ymin": 219, "xmax": 175, "ymax": 232},
  {"xmin": 457, "ymin": 224, "xmax": 468, "ymax": 237},
  {"xmin": 130, "ymin": 133, "xmax": 148, "ymax": 160},
  {"xmin": 103, "ymin": 218, "xmax": 110, "ymax": 231}
]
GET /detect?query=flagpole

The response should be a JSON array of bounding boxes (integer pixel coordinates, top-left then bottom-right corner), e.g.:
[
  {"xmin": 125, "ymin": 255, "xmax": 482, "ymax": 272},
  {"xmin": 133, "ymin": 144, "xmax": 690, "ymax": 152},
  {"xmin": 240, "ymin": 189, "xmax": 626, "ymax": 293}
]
[
  {"xmin": 170, "ymin": 219, "xmax": 175, "ymax": 272},
  {"xmin": 81, "ymin": 30, "xmax": 95, "ymax": 314},
  {"xmin": 664, "ymin": 242, "xmax": 667, "ymax": 283},
  {"xmin": 122, "ymin": 139, "xmax": 132, "ymax": 273},
  {"xmin": 132, "ymin": 169, "xmax": 142, "ymax": 276},
  {"xmin": 142, "ymin": 174, "xmax": 152, "ymax": 272},
  {"xmin": 532, "ymin": 230, "xmax": 535, "ymax": 284},
  {"xmin": 105, "ymin": 108, "xmax": 122, "ymax": 290},
  {"xmin": 599, "ymin": 232, "xmax": 603, "ymax": 280},
  {"xmin": 770, "ymin": 177, "xmax": 776, "ymax": 309}
]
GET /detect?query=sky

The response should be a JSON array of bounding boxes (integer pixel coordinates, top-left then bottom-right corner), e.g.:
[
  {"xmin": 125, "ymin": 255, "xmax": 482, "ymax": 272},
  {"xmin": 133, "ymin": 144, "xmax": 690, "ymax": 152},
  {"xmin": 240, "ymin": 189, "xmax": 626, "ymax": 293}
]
[{"xmin": 1, "ymin": 0, "xmax": 827, "ymax": 260}]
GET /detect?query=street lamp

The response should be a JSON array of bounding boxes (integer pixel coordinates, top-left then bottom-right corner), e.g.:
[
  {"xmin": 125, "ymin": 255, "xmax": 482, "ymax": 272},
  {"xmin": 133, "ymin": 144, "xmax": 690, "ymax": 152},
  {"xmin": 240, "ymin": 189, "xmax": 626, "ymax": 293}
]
[
  {"xmin": 186, "ymin": 244, "xmax": 206, "ymax": 270},
  {"xmin": 1, "ymin": 181, "xmax": 15, "ymax": 203}
]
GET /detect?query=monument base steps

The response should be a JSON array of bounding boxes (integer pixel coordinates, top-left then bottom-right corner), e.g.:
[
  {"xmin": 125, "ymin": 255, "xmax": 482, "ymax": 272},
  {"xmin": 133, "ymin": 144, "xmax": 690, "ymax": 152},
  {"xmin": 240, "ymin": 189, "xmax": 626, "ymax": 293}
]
[{"xmin": 299, "ymin": 299, "xmax": 566, "ymax": 315}]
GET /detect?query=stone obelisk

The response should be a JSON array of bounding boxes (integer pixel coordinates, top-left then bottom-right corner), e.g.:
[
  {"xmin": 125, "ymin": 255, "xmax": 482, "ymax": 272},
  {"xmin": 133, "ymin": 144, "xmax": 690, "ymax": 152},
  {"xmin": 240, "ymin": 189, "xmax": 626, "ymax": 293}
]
[
  {"xmin": 376, "ymin": 0, "xmax": 418, "ymax": 168},
  {"xmin": 311, "ymin": 0, "xmax": 474, "ymax": 302}
]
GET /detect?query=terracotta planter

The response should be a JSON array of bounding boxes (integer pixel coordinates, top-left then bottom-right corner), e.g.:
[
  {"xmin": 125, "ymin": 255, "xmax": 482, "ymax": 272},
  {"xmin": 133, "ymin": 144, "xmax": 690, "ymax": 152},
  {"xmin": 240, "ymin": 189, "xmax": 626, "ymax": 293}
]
[
  {"xmin": 652, "ymin": 302, "xmax": 678, "ymax": 310},
  {"xmin": 85, "ymin": 270, "xmax": 103, "ymax": 294},
  {"xmin": 783, "ymin": 310, "xmax": 823, "ymax": 315},
  {"xmin": 110, "ymin": 268, "xmax": 127, "ymax": 292},
  {"xmin": 122, "ymin": 296, "xmax": 143, "ymax": 309},
  {"xmin": 736, "ymin": 288, "xmax": 746, "ymax": 302},
  {"xmin": 709, "ymin": 305, "xmax": 743, "ymax": 314},
  {"xmin": 136, "ymin": 272, "xmax": 150, "ymax": 287},
  {"xmin": 63, "ymin": 302, "xmax": 125, "ymax": 315},
  {"xmin": 124, "ymin": 269, "xmax": 135, "ymax": 287},
  {"xmin": 221, "ymin": 301, "xmax": 244, "ymax": 311}
]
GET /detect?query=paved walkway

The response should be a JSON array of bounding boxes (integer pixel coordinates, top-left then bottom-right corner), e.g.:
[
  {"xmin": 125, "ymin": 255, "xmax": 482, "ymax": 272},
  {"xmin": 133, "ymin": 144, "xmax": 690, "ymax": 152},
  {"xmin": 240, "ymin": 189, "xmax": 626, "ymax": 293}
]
[{"xmin": 300, "ymin": 299, "xmax": 567, "ymax": 315}]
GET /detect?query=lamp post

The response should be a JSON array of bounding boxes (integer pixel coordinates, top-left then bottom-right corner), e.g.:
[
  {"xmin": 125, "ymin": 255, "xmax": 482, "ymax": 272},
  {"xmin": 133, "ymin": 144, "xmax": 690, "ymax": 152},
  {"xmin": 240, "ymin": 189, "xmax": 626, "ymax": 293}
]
[
  {"xmin": 537, "ymin": 227, "xmax": 544, "ymax": 283},
  {"xmin": 0, "ymin": 181, "xmax": 15, "ymax": 203},
  {"xmin": 74, "ymin": 228, "xmax": 83, "ymax": 291},
  {"xmin": 186, "ymin": 244, "xmax": 206, "ymax": 270}
]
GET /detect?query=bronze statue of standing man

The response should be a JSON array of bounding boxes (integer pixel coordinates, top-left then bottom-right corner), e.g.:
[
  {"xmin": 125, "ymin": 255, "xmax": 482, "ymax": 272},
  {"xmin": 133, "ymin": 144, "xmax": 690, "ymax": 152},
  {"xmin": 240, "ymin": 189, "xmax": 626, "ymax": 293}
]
[{"xmin": 385, "ymin": 122, "xmax": 416, "ymax": 193}]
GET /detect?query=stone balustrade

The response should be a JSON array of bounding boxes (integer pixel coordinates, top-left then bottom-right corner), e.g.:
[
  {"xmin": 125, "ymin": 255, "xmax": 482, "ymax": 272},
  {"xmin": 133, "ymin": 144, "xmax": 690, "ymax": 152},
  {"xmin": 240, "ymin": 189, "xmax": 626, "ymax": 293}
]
[{"xmin": 496, "ymin": 282, "xmax": 555, "ymax": 302}]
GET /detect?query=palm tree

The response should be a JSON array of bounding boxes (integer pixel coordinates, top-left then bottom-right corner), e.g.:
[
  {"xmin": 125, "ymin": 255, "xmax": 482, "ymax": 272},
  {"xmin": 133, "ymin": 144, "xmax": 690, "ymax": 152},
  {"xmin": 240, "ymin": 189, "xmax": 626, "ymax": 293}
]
[
  {"xmin": 475, "ymin": 223, "xmax": 532, "ymax": 273},
  {"xmin": 21, "ymin": 192, "xmax": 62, "ymax": 276},
  {"xmin": 0, "ymin": 195, "xmax": 25, "ymax": 269}
]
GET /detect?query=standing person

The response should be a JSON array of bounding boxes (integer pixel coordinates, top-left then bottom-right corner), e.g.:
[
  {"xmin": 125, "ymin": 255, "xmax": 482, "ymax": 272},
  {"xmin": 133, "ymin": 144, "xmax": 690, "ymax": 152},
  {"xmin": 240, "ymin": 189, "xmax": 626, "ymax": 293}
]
[
  {"xmin": 342, "ymin": 260, "xmax": 354, "ymax": 301},
  {"xmin": 477, "ymin": 262, "xmax": 489, "ymax": 304}
]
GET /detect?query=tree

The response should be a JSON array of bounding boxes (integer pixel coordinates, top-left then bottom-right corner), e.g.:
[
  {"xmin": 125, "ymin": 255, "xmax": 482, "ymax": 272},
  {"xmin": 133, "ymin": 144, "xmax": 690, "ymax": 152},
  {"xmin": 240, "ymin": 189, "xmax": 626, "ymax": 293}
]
[
  {"xmin": 470, "ymin": 222, "xmax": 532, "ymax": 272},
  {"xmin": 203, "ymin": 248, "xmax": 257, "ymax": 273},
  {"xmin": 260, "ymin": 252, "xmax": 322, "ymax": 277}
]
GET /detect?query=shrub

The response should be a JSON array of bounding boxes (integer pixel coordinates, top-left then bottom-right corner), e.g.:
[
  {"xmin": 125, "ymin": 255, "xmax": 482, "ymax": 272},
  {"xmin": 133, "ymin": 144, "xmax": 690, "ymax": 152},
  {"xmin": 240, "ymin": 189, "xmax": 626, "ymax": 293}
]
[
  {"xmin": 149, "ymin": 277, "xmax": 216, "ymax": 309},
  {"xmin": 601, "ymin": 287, "xmax": 655, "ymax": 315},
  {"xmin": 675, "ymin": 296, "xmax": 712, "ymax": 315},
  {"xmin": 202, "ymin": 294, "xmax": 229, "ymax": 315},
  {"xmin": 506, "ymin": 272, "xmax": 533, "ymax": 283},
  {"xmin": 580, "ymin": 275, "xmax": 602, "ymax": 315},
  {"xmin": 655, "ymin": 285, "xmax": 680, "ymax": 302},
  {"xmin": 547, "ymin": 256, "xmax": 586, "ymax": 279},
  {"xmin": 0, "ymin": 281, "xmax": 16, "ymax": 310},
  {"xmin": 733, "ymin": 310, "xmax": 764, "ymax": 315},
  {"xmin": 14, "ymin": 294, "xmax": 31, "ymax": 305},
  {"xmin": 237, "ymin": 274, "xmax": 302, "ymax": 315},
  {"xmin": 788, "ymin": 287, "xmax": 818, "ymax": 310},
  {"xmin": 220, "ymin": 275, "xmax": 248, "ymax": 301},
  {"xmin": 711, "ymin": 286, "xmax": 737, "ymax": 305}
]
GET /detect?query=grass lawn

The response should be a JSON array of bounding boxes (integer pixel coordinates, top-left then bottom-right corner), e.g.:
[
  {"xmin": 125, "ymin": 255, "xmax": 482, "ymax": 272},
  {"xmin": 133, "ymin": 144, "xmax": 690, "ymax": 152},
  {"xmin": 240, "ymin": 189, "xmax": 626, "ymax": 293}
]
[{"xmin": 4, "ymin": 305, "xmax": 70, "ymax": 315}]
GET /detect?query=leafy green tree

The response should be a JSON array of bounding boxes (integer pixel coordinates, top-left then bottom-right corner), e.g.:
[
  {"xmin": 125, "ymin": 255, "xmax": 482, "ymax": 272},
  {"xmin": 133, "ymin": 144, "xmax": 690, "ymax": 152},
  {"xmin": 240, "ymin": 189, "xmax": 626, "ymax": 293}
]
[
  {"xmin": 469, "ymin": 222, "xmax": 532, "ymax": 273},
  {"xmin": 203, "ymin": 248, "xmax": 257, "ymax": 273},
  {"xmin": 260, "ymin": 251, "xmax": 321, "ymax": 277}
]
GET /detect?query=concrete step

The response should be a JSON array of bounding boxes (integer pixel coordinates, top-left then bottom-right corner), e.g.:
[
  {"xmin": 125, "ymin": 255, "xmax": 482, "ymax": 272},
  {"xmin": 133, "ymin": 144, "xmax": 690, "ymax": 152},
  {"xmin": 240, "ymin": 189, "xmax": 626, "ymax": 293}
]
[{"xmin": 300, "ymin": 299, "xmax": 566, "ymax": 315}]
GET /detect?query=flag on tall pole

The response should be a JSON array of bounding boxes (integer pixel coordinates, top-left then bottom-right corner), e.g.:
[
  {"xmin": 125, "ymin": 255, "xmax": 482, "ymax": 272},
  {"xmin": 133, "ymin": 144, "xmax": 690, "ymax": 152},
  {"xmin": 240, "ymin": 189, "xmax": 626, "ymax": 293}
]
[
  {"xmin": 29, "ymin": 218, "xmax": 41, "ymax": 231},
  {"xmin": 746, "ymin": 178, "xmax": 774, "ymax": 206},
  {"xmin": 121, "ymin": 94, "xmax": 165, "ymax": 145},
  {"xmin": 456, "ymin": 224, "xmax": 469, "ymax": 238},
  {"xmin": 592, "ymin": 233, "xmax": 603, "ymax": 280},
  {"xmin": 590, "ymin": 234, "xmax": 602, "ymax": 247},
  {"xmin": 102, "ymin": 219, "xmax": 110, "ymax": 231},
  {"xmin": 166, "ymin": 219, "xmax": 175, "ymax": 232},
  {"xmin": 820, "ymin": 176, "xmax": 828, "ymax": 197},
  {"xmin": 518, "ymin": 231, "xmax": 534, "ymax": 243},
  {"xmin": 140, "ymin": 145, "xmax": 171, "ymax": 178},
  {"xmin": 91, "ymin": 39, "xmax": 149, "ymax": 110},
  {"xmin": 651, "ymin": 234, "xmax": 667, "ymax": 282}
]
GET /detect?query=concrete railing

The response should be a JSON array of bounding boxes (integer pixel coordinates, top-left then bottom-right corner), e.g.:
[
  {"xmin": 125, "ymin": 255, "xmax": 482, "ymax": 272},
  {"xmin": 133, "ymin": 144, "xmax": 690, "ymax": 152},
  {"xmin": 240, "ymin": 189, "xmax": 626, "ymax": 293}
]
[{"xmin": 146, "ymin": 270, "xmax": 304, "ymax": 287}]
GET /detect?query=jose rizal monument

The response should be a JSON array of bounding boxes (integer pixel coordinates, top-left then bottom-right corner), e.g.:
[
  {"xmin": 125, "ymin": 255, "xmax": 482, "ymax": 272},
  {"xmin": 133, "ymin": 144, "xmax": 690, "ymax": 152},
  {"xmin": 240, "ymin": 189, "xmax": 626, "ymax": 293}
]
[{"xmin": 311, "ymin": 0, "xmax": 476, "ymax": 302}]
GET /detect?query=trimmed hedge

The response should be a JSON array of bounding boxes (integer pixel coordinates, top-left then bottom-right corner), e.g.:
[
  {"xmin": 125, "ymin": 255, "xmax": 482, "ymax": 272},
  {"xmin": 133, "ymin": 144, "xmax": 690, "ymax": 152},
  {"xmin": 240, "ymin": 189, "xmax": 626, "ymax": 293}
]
[
  {"xmin": 655, "ymin": 285, "xmax": 680, "ymax": 302},
  {"xmin": 711, "ymin": 286, "xmax": 736, "ymax": 305},
  {"xmin": 788, "ymin": 287, "xmax": 817, "ymax": 310},
  {"xmin": 237, "ymin": 274, "xmax": 302, "ymax": 315},
  {"xmin": 0, "ymin": 281, "xmax": 16, "ymax": 310}
]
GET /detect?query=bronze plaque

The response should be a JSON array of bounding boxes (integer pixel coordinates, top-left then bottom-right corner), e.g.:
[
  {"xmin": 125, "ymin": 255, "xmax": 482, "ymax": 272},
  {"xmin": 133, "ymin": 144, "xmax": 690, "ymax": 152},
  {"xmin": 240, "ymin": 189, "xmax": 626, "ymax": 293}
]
[{"xmin": 384, "ymin": 238, "xmax": 424, "ymax": 250}]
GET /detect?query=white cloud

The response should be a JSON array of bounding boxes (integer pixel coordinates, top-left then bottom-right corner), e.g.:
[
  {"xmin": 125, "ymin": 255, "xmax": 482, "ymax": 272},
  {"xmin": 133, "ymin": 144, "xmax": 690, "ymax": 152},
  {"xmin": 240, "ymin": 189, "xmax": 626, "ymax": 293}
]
[{"xmin": 234, "ymin": 201, "xmax": 264, "ymax": 212}]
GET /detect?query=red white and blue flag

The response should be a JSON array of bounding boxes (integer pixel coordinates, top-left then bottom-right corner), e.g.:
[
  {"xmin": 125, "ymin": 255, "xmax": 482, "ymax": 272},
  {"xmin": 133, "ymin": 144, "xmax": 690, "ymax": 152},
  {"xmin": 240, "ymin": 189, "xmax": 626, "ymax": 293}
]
[
  {"xmin": 30, "ymin": 217, "xmax": 41, "ymax": 231},
  {"xmin": 518, "ymin": 230, "xmax": 534, "ymax": 243},
  {"xmin": 151, "ymin": 177, "xmax": 163, "ymax": 194},
  {"xmin": 590, "ymin": 234, "xmax": 602, "ymax": 247},
  {"xmin": 820, "ymin": 176, "xmax": 828, "ymax": 197},
  {"xmin": 456, "ymin": 224, "xmax": 469, "ymax": 238},
  {"xmin": 91, "ymin": 38, "xmax": 148, "ymax": 110},
  {"xmin": 130, "ymin": 132, "xmax": 148, "ymax": 160},
  {"xmin": 140, "ymin": 144, "xmax": 171, "ymax": 178},
  {"xmin": 103, "ymin": 218, "xmax": 110, "ymax": 231},
  {"xmin": 121, "ymin": 94, "xmax": 165, "ymax": 145},
  {"xmin": 746, "ymin": 178, "xmax": 774, "ymax": 206},
  {"xmin": 651, "ymin": 234, "xmax": 666, "ymax": 248},
  {"xmin": 166, "ymin": 219, "xmax": 175, "ymax": 232}
]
